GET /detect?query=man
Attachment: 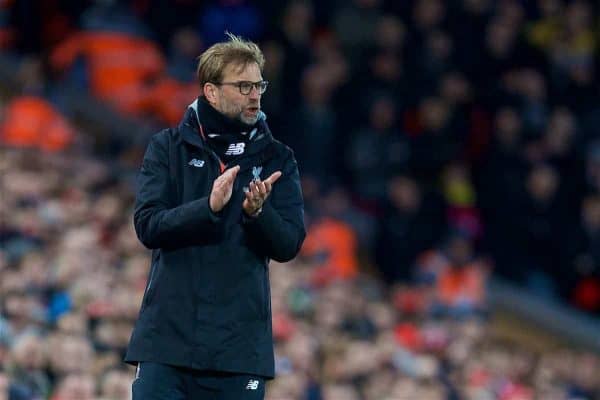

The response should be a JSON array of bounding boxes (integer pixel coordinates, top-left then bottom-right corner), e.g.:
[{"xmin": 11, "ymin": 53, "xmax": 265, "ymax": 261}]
[{"xmin": 125, "ymin": 33, "xmax": 306, "ymax": 400}]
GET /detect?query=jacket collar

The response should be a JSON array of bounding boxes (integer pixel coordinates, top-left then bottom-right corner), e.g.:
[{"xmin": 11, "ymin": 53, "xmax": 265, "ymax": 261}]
[{"xmin": 179, "ymin": 98, "xmax": 273, "ymax": 156}]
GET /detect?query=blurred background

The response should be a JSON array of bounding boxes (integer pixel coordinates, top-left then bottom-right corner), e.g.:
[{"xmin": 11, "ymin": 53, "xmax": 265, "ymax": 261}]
[{"xmin": 0, "ymin": 0, "xmax": 599, "ymax": 399}]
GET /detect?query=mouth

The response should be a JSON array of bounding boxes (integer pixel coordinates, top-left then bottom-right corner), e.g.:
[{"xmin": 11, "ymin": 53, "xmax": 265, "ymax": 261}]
[{"xmin": 246, "ymin": 106, "xmax": 259, "ymax": 114}]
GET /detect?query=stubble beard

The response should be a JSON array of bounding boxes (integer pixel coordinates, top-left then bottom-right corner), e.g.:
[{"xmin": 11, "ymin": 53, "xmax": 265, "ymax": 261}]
[
  {"xmin": 239, "ymin": 112, "xmax": 259, "ymax": 125},
  {"xmin": 220, "ymin": 97, "xmax": 259, "ymax": 126}
]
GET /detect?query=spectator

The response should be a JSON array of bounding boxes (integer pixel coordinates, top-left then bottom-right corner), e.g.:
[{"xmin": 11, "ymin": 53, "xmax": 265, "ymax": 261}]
[
  {"xmin": 478, "ymin": 107, "xmax": 527, "ymax": 280},
  {"xmin": 569, "ymin": 194, "xmax": 600, "ymax": 312},
  {"xmin": 200, "ymin": 0, "xmax": 263, "ymax": 46},
  {"xmin": 442, "ymin": 162, "xmax": 483, "ymax": 240},
  {"xmin": 375, "ymin": 175, "xmax": 446, "ymax": 282},
  {"xmin": 6, "ymin": 333, "xmax": 50, "ymax": 399},
  {"xmin": 301, "ymin": 214, "xmax": 359, "ymax": 285},
  {"xmin": 332, "ymin": 0, "xmax": 382, "ymax": 70},
  {"xmin": 285, "ymin": 65, "xmax": 337, "ymax": 182},
  {"xmin": 99, "ymin": 369, "xmax": 132, "ymax": 400},
  {"xmin": 432, "ymin": 233, "xmax": 489, "ymax": 315},
  {"xmin": 585, "ymin": 141, "xmax": 600, "ymax": 193},
  {"xmin": 407, "ymin": 96, "xmax": 459, "ymax": 183},
  {"xmin": 345, "ymin": 94, "xmax": 409, "ymax": 201},
  {"xmin": 275, "ymin": 0, "xmax": 314, "ymax": 108},
  {"xmin": 0, "ymin": 0, "xmax": 14, "ymax": 50},
  {"xmin": 50, "ymin": 373, "xmax": 95, "ymax": 400},
  {"xmin": 166, "ymin": 27, "xmax": 201, "ymax": 82},
  {"xmin": 49, "ymin": 3, "xmax": 165, "ymax": 118},
  {"xmin": 373, "ymin": 15, "xmax": 405, "ymax": 53},
  {"xmin": 0, "ymin": 96, "xmax": 75, "ymax": 152},
  {"xmin": 516, "ymin": 164, "xmax": 567, "ymax": 296}
]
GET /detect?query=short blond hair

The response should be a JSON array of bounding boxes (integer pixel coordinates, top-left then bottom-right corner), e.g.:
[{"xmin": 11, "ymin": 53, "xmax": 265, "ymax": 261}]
[{"xmin": 196, "ymin": 32, "xmax": 265, "ymax": 89}]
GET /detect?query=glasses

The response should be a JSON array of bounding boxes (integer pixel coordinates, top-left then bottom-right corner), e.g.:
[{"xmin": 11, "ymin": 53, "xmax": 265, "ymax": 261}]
[{"xmin": 216, "ymin": 80, "xmax": 269, "ymax": 95}]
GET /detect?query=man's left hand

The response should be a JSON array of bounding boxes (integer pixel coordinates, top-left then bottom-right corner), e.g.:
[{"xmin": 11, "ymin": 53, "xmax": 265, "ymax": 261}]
[{"xmin": 243, "ymin": 171, "xmax": 282, "ymax": 217}]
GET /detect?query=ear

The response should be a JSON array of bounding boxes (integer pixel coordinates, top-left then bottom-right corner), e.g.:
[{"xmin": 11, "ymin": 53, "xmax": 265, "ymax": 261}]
[{"xmin": 203, "ymin": 83, "xmax": 218, "ymax": 105}]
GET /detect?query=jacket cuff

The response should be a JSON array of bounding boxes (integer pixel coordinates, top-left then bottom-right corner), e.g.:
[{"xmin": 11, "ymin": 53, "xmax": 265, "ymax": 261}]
[
  {"xmin": 241, "ymin": 201, "xmax": 272, "ymax": 225},
  {"xmin": 205, "ymin": 196, "xmax": 222, "ymax": 223}
]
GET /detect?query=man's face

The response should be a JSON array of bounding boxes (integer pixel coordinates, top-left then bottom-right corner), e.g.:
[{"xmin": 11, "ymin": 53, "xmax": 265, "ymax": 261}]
[{"xmin": 214, "ymin": 62, "xmax": 263, "ymax": 125}]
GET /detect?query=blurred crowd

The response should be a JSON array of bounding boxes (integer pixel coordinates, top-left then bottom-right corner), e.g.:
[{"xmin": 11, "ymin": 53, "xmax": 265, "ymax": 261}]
[
  {"xmin": 2, "ymin": 0, "xmax": 599, "ymax": 309},
  {"xmin": 1, "ymin": 0, "xmax": 600, "ymax": 398},
  {"xmin": 1, "ymin": 149, "xmax": 599, "ymax": 399}
]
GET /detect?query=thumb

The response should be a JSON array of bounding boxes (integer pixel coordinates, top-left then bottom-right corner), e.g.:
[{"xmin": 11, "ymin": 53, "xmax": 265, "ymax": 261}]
[{"xmin": 265, "ymin": 171, "xmax": 282, "ymax": 185}]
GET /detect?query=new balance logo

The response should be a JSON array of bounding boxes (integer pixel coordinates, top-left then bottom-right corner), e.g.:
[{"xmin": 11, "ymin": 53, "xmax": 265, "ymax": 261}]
[
  {"xmin": 225, "ymin": 142, "xmax": 245, "ymax": 156},
  {"xmin": 188, "ymin": 159, "xmax": 205, "ymax": 167},
  {"xmin": 246, "ymin": 379, "xmax": 259, "ymax": 390}
]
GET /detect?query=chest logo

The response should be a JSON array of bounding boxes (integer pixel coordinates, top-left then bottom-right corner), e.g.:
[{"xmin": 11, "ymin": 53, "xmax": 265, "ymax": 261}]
[
  {"xmin": 246, "ymin": 379, "xmax": 259, "ymax": 390},
  {"xmin": 188, "ymin": 158, "xmax": 205, "ymax": 168},
  {"xmin": 225, "ymin": 142, "xmax": 246, "ymax": 156}
]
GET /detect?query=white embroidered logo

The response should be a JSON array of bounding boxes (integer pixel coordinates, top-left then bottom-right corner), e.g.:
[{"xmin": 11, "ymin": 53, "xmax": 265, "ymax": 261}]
[
  {"xmin": 246, "ymin": 379, "xmax": 259, "ymax": 390},
  {"xmin": 249, "ymin": 128, "xmax": 258, "ymax": 140},
  {"xmin": 188, "ymin": 159, "xmax": 205, "ymax": 168},
  {"xmin": 225, "ymin": 142, "xmax": 245, "ymax": 156},
  {"xmin": 252, "ymin": 166, "xmax": 262, "ymax": 182}
]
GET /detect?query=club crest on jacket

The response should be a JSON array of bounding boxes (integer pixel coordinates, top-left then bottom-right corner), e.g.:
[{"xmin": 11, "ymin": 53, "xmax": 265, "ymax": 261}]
[{"xmin": 252, "ymin": 166, "xmax": 263, "ymax": 182}]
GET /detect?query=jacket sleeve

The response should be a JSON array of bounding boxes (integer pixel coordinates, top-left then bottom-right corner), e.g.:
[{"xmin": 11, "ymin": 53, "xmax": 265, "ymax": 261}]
[
  {"xmin": 242, "ymin": 152, "xmax": 306, "ymax": 262},
  {"xmin": 133, "ymin": 134, "xmax": 221, "ymax": 249}
]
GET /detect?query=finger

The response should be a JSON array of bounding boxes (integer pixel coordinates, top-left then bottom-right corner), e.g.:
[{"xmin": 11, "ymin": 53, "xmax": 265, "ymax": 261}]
[
  {"xmin": 257, "ymin": 181, "xmax": 267, "ymax": 197},
  {"xmin": 247, "ymin": 182, "xmax": 258, "ymax": 202},
  {"xmin": 242, "ymin": 197, "xmax": 251, "ymax": 211},
  {"xmin": 244, "ymin": 191, "xmax": 260, "ymax": 209},
  {"xmin": 264, "ymin": 180, "xmax": 272, "ymax": 194},
  {"xmin": 252, "ymin": 181, "xmax": 261, "ymax": 197},
  {"xmin": 265, "ymin": 171, "xmax": 282, "ymax": 185}
]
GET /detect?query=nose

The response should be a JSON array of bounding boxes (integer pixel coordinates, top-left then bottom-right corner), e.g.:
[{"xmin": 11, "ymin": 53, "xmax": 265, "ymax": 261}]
[{"xmin": 248, "ymin": 85, "xmax": 261, "ymax": 99}]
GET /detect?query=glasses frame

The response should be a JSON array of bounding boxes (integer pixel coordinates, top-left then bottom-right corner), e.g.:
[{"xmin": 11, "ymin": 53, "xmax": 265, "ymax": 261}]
[{"xmin": 215, "ymin": 80, "xmax": 269, "ymax": 95}]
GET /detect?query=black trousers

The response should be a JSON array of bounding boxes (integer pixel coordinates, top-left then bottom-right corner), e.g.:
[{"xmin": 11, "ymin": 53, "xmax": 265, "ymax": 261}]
[{"xmin": 132, "ymin": 362, "xmax": 266, "ymax": 400}]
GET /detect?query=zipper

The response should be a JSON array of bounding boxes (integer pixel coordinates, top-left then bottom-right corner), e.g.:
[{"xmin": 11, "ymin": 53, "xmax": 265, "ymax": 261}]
[
  {"xmin": 143, "ymin": 273, "xmax": 154, "ymax": 308},
  {"xmin": 199, "ymin": 124, "xmax": 227, "ymax": 174},
  {"xmin": 206, "ymin": 148, "xmax": 226, "ymax": 174},
  {"xmin": 263, "ymin": 265, "xmax": 270, "ymax": 317},
  {"xmin": 144, "ymin": 251, "xmax": 160, "ymax": 306}
]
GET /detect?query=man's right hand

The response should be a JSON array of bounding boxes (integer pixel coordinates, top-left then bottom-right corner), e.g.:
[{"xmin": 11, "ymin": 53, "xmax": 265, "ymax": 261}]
[{"xmin": 209, "ymin": 165, "xmax": 240, "ymax": 213}]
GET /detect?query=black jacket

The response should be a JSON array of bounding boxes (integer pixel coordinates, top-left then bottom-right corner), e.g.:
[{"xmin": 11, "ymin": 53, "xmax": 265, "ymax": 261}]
[{"xmin": 124, "ymin": 101, "xmax": 306, "ymax": 378}]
